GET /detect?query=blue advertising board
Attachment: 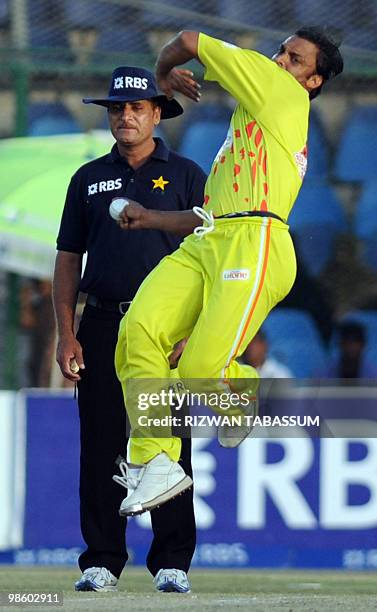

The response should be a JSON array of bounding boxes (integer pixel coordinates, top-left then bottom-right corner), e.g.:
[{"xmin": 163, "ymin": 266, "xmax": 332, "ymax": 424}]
[{"xmin": 1, "ymin": 388, "xmax": 377, "ymax": 569}]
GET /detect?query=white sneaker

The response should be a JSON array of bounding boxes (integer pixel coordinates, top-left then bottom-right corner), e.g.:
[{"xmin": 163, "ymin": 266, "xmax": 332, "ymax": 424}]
[
  {"xmin": 218, "ymin": 395, "xmax": 259, "ymax": 448},
  {"xmin": 153, "ymin": 568, "xmax": 191, "ymax": 593},
  {"xmin": 74, "ymin": 567, "xmax": 117, "ymax": 592},
  {"xmin": 119, "ymin": 453, "xmax": 193, "ymax": 517}
]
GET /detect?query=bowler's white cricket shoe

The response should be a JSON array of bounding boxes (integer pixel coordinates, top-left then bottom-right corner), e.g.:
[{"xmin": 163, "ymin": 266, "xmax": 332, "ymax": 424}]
[
  {"xmin": 74, "ymin": 567, "xmax": 117, "ymax": 592},
  {"xmin": 218, "ymin": 395, "xmax": 259, "ymax": 448},
  {"xmin": 153, "ymin": 568, "xmax": 191, "ymax": 593},
  {"xmin": 119, "ymin": 453, "xmax": 193, "ymax": 516}
]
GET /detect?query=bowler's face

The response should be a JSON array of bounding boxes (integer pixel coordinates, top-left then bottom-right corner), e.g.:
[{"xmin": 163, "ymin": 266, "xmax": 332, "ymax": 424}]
[
  {"xmin": 107, "ymin": 100, "xmax": 161, "ymax": 147},
  {"xmin": 272, "ymin": 36, "xmax": 323, "ymax": 94}
]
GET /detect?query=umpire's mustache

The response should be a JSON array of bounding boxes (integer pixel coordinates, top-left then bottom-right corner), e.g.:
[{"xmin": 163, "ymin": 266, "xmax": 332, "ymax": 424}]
[{"xmin": 118, "ymin": 122, "xmax": 137, "ymax": 128}]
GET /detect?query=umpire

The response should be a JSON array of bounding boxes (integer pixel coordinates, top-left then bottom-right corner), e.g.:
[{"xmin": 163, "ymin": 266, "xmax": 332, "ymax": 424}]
[{"xmin": 52, "ymin": 66, "xmax": 206, "ymax": 593}]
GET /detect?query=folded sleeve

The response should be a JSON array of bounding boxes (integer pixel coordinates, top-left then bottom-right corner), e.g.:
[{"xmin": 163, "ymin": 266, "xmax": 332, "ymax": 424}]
[{"xmin": 198, "ymin": 32, "xmax": 303, "ymax": 117}]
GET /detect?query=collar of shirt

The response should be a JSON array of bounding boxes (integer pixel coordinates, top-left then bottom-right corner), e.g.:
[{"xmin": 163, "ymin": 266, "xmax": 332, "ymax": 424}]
[{"xmin": 106, "ymin": 137, "xmax": 169, "ymax": 166}]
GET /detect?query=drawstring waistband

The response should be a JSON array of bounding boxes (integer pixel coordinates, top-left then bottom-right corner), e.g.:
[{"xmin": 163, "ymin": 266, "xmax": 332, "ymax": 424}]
[
  {"xmin": 193, "ymin": 206, "xmax": 215, "ymax": 238},
  {"xmin": 193, "ymin": 207, "xmax": 286, "ymax": 239}
]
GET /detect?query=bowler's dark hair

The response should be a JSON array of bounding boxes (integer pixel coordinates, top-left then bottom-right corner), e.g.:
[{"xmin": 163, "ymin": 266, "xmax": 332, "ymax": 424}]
[{"xmin": 295, "ymin": 26, "xmax": 344, "ymax": 99}]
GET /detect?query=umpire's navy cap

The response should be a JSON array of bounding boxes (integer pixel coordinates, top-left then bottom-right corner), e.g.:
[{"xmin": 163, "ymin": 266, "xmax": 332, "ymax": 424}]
[{"xmin": 82, "ymin": 66, "xmax": 183, "ymax": 120}]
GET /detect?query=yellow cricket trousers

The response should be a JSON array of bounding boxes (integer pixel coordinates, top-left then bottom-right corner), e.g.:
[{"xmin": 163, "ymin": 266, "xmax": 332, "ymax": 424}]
[{"xmin": 115, "ymin": 217, "xmax": 297, "ymax": 464}]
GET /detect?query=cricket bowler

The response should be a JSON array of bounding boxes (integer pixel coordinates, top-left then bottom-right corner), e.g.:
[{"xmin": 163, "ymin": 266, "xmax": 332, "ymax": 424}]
[{"xmin": 113, "ymin": 27, "xmax": 344, "ymax": 516}]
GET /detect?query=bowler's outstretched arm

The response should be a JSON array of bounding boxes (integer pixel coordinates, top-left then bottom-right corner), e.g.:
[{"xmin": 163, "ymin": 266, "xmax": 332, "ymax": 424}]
[{"xmin": 118, "ymin": 200, "xmax": 200, "ymax": 236}]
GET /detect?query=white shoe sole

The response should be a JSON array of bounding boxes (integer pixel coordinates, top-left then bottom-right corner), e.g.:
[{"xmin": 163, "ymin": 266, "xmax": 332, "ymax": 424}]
[
  {"xmin": 119, "ymin": 475, "xmax": 193, "ymax": 516},
  {"xmin": 218, "ymin": 425, "xmax": 253, "ymax": 448},
  {"xmin": 218, "ymin": 398, "xmax": 259, "ymax": 448},
  {"xmin": 156, "ymin": 583, "xmax": 191, "ymax": 593},
  {"xmin": 75, "ymin": 582, "xmax": 117, "ymax": 592}
]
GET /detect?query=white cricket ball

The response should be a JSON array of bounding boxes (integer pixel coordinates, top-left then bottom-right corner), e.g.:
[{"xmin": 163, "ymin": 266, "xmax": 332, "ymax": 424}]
[
  {"xmin": 69, "ymin": 359, "xmax": 80, "ymax": 374},
  {"xmin": 109, "ymin": 197, "xmax": 129, "ymax": 221}
]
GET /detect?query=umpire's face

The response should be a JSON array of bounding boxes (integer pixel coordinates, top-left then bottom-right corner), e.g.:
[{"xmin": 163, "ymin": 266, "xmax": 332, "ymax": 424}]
[{"xmin": 107, "ymin": 100, "xmax": 161, "ymax": 149}]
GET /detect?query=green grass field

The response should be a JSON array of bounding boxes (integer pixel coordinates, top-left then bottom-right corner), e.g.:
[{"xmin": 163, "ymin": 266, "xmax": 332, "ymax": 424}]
[{"xmin": 1, "ymin": 567, "xmax": 377, "ymax": 611}]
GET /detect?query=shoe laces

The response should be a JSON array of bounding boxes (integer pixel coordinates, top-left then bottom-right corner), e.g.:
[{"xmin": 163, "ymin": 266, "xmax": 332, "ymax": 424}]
[
  {"xmin": 157, "ymin": 568, "xmax": 189, "ymax": 587},
  {"xmin": 159, "ymin": 568, "xmax": 179, "ymax": 580},
  {"xmin": 82, "ymin": 567, "xmax": 113, "ymax": 582},
  {"xmin": 193, "ymin": 206, "xmax": 215, "ymax": 239},
  {"xmin": 112, "ymin": 460, "xmax": 145, "ymax": 491}
]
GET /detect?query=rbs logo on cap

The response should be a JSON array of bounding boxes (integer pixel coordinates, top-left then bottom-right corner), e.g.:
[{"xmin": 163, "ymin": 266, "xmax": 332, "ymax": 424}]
[{"xmin": 114, "ymin": 76, "xmax": 148, "ymax": 90}]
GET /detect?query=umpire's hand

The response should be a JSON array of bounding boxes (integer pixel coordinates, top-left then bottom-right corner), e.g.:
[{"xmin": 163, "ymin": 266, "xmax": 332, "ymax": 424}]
[{"xmin": 56, "ymin": 334, "xmax": 85, "ymax": 381}]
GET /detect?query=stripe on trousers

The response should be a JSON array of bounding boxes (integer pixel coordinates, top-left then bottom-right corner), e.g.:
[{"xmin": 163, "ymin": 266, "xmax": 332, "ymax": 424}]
[{"xmin": 221, "ymin": 217, "xmax": 272, "ymax": 380}]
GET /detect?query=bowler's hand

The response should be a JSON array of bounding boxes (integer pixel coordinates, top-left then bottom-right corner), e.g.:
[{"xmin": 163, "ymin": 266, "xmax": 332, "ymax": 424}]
[
  {"xmin": 118, "ymin": 200, "xmax": 151, "ymax": 230},
  {"xmin": 157, "ymin": 68, "xmax": 201, "ymax": 102},
  {"xmin": 56, "ymin": 334, "xmax": 85, "ymax": 381}
]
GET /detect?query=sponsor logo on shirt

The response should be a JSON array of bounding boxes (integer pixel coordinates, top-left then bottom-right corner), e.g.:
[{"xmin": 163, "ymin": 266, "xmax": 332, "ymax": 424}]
[
  {"xmin": 294, "ymin": 145, "xmax": 308, "ymax": 180},
  {"xmin": 152, "ymin": 175, "xmax": 169, "ymax": 191},
  {"xmin": 88, "ymin": 178, "xmax": 122, "ymax": 196},
  {"xmin": 113, "ymin": 76, "xmax": 148, "ymax": 90},
  {"xmin": 223, "ymin": 269, "xmax": 250, "ymax": 281}
]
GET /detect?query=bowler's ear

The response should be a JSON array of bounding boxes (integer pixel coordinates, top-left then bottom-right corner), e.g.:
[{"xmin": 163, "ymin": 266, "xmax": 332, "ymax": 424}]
[{"xmin": 307, "ymin": 73, "xmax": 323, "ymax": 93}]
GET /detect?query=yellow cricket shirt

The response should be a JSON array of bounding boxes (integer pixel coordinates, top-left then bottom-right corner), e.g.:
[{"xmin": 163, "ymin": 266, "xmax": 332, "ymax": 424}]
[{"xmin": 198, "ymin": 33, "xmax": 310, "ymax": 222}]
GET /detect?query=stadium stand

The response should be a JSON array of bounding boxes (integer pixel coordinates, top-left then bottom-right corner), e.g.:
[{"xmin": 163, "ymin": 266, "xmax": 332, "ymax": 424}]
[
  {"xmin": 334, "ymin": 106, "xmax": 377, "ymax": 182},
  {"xmin": 355, "ymin": 179, "xmax": 377, "ymax": 233},
  {"xmin": 218, "ymin": 0, "xmax": 295, "ymax": 30},
  {"xmin": 289, "ymin": 180, "xmax": 347, "ymax": 276},
  {"xmin": 27, "ymin": 102, "xmax": 81, "ymax": 136},
  {"xmin": 263, "ymin": 308, "xmax": 327, "ymax": 377},
  {"xmin": 28, "ymin": 117, "xmax": 82, "ymax": 136},
  {"xmin": 329, "ymin": 310, "xmax": 377, "ymax": 365},
  {"xmin": 28, "ymin": 0, "xmax": 66, "ymax": 48},
  {"xmin": 27, "ymin": 102, "xmax": 74, "ymax": 124},
  {"xmin": 294, "ymin": 0, "xmax": 355, "ymax": 31},
  {"xmin": 181, "ymin": 102, "xmax": 232, "ymax": 125},
  {"xmin": 29, "ymin": 24, "xmax": 67, "ymax": 49},
  {"xmin": 306, "ymin": 111, "xmax": 330, "ymax": 179},
  {"xmin": 140, "ymin": 0, "xmax": 216, "ymax": 28},
  {"xmin": 0, "ymin": 0, "xmax": 8, "ymax": 24},
  {"xmin": 344, "ymin": 26, "xmax": 377, "ymax": 50},
  {"xmin": 354, "ymin": 180, "xmax": 377, "ymax": 271},
  {"xmin": 95, "ymin": 25, "xmax": 150, "ymax": 54},
  {"xmin": 1, "ymin": 0, "xmax": 377, "ymax": 392},
  {"xmin": 178, "ymin": 118, "xmax": 229, "ymax": 174},
  {"xmin": 64, "ymin": 0, "xmax": 122, "ymax": 27}
]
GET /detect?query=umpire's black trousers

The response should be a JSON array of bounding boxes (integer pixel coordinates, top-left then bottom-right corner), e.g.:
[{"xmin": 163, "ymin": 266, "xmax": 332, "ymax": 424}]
[{"xmin": 76, "ymin": 304, "xmax": 196, "ymax": 578}]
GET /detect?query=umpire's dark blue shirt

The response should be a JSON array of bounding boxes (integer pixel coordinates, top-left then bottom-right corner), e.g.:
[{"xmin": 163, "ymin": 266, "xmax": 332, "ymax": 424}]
[{"xmin": 57, "ymin": 138, "xmax": 207, "ymax": 300}]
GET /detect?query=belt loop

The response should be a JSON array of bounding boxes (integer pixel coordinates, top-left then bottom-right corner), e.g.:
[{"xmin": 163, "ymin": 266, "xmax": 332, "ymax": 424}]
[{"xmin": 119, "ymin": 301, "xmax": 130, "ymax": 315}]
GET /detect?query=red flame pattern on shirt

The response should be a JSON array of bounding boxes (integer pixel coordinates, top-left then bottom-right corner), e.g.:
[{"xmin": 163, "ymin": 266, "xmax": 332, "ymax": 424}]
[{"xmin": 209, "ymin": 118, "xmax": 269, "ymax": 212}]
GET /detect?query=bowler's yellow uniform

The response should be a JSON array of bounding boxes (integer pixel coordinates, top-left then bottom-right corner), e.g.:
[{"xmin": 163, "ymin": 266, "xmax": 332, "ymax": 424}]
[{"xmin": 115, "ymin": 33, "xmax": 310, "ymax": 464}]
